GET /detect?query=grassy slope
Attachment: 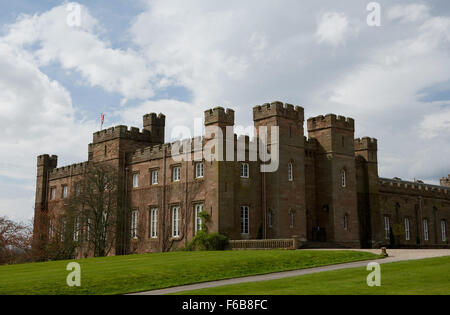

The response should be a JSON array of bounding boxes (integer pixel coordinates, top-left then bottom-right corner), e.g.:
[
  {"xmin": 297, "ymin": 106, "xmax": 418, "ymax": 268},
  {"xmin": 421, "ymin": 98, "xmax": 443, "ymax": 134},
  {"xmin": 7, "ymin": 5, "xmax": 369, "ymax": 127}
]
[
  {"xmin": 177, "ymin": 256, "xmax": 450, "ymax": 295},
  {"xmin": 0, "ymin": 250, "xmax": 380, "ymax": 295}
]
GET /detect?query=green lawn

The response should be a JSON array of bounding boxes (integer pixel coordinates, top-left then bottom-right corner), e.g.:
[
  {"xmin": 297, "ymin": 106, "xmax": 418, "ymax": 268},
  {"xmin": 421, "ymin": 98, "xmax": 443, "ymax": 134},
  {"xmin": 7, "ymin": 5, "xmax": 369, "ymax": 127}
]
[
  {"xmin": 0, "ymin": 250, "xmax": 380, "ymax": 295},
  {"xmin": 177, "ymin": 256, "xmax": 450, "ymax": 295}
]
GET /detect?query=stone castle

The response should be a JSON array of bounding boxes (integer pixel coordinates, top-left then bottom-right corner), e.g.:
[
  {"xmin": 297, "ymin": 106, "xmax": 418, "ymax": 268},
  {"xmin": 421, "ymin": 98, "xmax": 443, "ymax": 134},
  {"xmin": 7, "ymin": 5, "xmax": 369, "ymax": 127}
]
[{"xmin": 34, "ymin": 102, "xmax": 450, "ymax": 255}]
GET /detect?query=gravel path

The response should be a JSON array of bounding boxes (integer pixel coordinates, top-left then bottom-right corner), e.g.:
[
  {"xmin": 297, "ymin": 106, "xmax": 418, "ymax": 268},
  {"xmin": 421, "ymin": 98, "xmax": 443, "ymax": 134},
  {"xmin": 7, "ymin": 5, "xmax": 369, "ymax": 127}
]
[{"xmin": 130, "ymin": 249, "xmax": 450, "ymax": 295}]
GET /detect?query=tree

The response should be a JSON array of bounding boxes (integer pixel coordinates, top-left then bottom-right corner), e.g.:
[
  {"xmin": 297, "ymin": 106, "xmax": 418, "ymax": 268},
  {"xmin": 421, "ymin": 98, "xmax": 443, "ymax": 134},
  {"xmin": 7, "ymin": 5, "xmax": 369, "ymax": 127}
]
[
  {"xmin": 0, "ymin": 216, "xmax": 32, "ymax": 265},
  {"xmin": 63, "ymin": 163, "xmax": 131, "ymax": 258}
]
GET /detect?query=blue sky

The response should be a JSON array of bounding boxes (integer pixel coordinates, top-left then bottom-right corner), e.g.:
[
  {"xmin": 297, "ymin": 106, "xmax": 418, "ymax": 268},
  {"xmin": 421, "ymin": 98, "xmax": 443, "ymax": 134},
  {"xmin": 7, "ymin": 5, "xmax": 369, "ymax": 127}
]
[{"xmin": 0, "ymin": 1, "xmax": 449, "ymax": 222}]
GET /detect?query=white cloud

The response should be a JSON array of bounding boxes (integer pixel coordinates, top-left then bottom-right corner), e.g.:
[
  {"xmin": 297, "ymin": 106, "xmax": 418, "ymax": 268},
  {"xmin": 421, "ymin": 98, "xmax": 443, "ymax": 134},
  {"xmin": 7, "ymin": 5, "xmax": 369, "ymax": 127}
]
[
  {"xmin": 315, "ymin": 12, "xmax": 351, "ymax": 47},
  {"xmin": 3, "ymin": 4, "xmax": 155, "ymax": 100},
  {"xmin": 419, "ymin": 105, "xmax": 450, "ymax": 139},
  {"xmin": 388, "ymin": 4, "xmax": 430, "ymax": 23},
  {"xmin": 0, "ymin": 39, "xmax": 96, "ymax": 221}
]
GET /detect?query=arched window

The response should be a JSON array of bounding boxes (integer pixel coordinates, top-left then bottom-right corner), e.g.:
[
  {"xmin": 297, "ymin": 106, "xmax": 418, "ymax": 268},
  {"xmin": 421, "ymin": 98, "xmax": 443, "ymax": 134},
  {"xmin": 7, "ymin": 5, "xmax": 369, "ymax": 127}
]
[
  {"xmin": 288, "ymin": 163, "xmax": 293, "ymax": 182},
  {"xmin": 341, "ymin": 169, "xmax": 347, "ymax": 188}
]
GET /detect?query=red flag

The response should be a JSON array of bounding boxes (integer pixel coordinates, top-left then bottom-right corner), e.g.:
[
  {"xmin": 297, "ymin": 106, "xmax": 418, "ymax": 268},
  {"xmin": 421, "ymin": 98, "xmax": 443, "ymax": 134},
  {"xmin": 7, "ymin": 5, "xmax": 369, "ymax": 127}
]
[{"xmin": 101, "ymin": 113, "xmax": 104, "ymax": 125}]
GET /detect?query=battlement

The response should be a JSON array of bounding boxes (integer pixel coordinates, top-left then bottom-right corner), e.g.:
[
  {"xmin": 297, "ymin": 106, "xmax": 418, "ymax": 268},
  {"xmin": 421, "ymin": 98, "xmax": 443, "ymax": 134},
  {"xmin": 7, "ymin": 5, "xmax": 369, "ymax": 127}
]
[
  {"xmin": 354, "ymin": 137, "xmax": 378, "ymax": 151},
  {"xmin": 143, "ymin": 113, "xmax": 166, "ymax": 128},
  {"xmin": 204, "ymin": 107, "xmax": 235, "ymax": 126},
  {"xmin": 307, "ymin": 114, "xmax": 355, "ymax": 131},
  {"xmin": 253, "ymin": 101, "xmax": 304, "ymax": 122},
  {"xmin": 92, "ymin": 125, "xmax": 152, "ymax": 144},
  {"xmin": 379, "ymin": 177, "xmax": 449, "ymax": 199},
  {"xmin": 37, "ymin": 154, "xmax": 58, "ymax": 168},
  {"xmin": 441, "ymin": 175, "xmax": 450, "ymax": 187},
  {"xmin": 49, "ymin": 162, "xmax": 89, "ymax": 180},
  {"xmin": 305, "ymin": 138, "xmax": 318, "ymax": 150}
]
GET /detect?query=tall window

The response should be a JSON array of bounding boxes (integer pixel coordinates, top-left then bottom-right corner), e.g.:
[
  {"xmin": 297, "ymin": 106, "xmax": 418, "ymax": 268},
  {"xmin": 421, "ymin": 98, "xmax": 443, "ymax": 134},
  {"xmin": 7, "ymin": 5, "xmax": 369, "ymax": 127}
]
[
  {"xmin": 442, "ymin": 220, "xmax": 447, "ymax": 242},
  {"xmin": 73, "ymin": 217, "xmax": 79, "ymax": 241},
  {"xmin": 384, "ymin": 216, "xmax": 390, "ymax": 240},
  {"xmin": 195, "ymin": 163, "xmax": 204, "ymax": 179},
  {"xmin": 48, "ymin": 220, "xmax": 54, "ymax": 239},
  {"xmin": 405, "ymin": 218, "xmax": 410, "ymax": 241},
  {"xmin": 289, "ymin": 211, "xmax": 294, "ymax": 229},
  {"xmin": 151, "ymin": 170, "xmax": 158, "ymax": 185},
  {"xmin": 75, "ymin": 183, "xmax": 81, "ymax": 196},
  {"xmin": 150, "ymin": 208, "xmax": 158, "ymax": 238},
  {"xmin": 341, "ymin": 169, "xmax": 347, "ymax": 188},
  {"xmin": 133, "ymin": 173, "xmax": 139, "ymax": 188},
  {"xmin": 50, "ymin": 187, "xmax": 56, "ymax": 200},
  {"xmin": 172, "ymin": 166, "xmax": 181, "ymax": 182},
  {"xmin": 240, "ymin": 163, "xmax": 249, "ymax": 178},
  {"xmin": 195, "ymin": 203, "xmax": 204, "ymax": 234},
  {"xmin": 240, "ymin": 206, "xmax": 249, "ymax": 234},
  {"xmin": 268, "ymin": 210, "xmax": 273, "ymax": 228},
  {"xmin": 62, "ymin": 185, "xmax": 68, "ymax": 198},
  {"xmin": 86, "ymin": 218, "xmax": 91, "ymax": 241},
  {"xmin": 288, "ymin": 163, "xmax": 293, "ymax": 182},
  {"xmin": 423, "ymin": 219, "xmax": 429, "ymax": 241},
  {"xmin": 344, "ymin": 214, "xmax": 348, "ymax": 231},
  {"xmin": 172, "ymin": 206, "xmax": 180, "ymax": 237},
  {"xmin": 131, "ymin": 210, "xmax": 138, "ymax": 239},
  {"xmin": 61, "ymin": 219, "xmax": 66, "ymax": 242}
]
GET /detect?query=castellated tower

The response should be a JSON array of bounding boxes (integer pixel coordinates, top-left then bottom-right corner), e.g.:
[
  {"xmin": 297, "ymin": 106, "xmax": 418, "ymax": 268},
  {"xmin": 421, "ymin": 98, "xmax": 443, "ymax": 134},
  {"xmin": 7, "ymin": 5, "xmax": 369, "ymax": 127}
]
[
  {"xmin": 441, "ymin": 175, "xmax": 450, "ymax": 187},
  {"xmin": 307, "ymin": 114, "xmax": 360, "ymax": 247},
  {"xmin": 33, "ymin": 154, "xmax": 58, "ymax": 249},
  {"xmin": 143, "ymin": 113, "xmax": 166, "ymax": 144},
  {"xmin": 354, "ymin": 137, "xmax": 379, "ymax": 248},
  {"xmin": 202, "ymin": 107, "xmax": 237, "ymax": 237},
  {"xmin": 253, "ymin": 102, "xmax": 307, "ymax": 241}
]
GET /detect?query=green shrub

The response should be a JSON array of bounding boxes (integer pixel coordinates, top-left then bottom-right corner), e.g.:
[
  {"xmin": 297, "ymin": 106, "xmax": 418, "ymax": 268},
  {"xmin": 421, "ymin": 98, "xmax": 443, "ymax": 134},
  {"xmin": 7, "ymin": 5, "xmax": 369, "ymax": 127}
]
[{"xmin": 186, "ymin": 231, "xmax": 229, "ymax": 251}]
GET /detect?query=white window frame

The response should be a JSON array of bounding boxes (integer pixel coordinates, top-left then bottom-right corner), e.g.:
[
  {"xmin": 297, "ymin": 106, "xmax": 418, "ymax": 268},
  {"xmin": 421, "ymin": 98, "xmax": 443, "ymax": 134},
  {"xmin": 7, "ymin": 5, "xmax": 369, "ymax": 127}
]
[
  {"xmin": 150, "ymin": 208, "xmax": 158, "ymax": 238},
  {"xmin": 133, "ymin": 173, "xmax": 139, "ymax": 188},
  {"xmin": 195, "ymin": 163, "xmax": 204, "ymax": 179},
  {"xmin": 405, "ymin": 218, "xmax": 410, "ymax": 241},
  {"xmin": 75, "ymin": 183, "xmax": 81, "ymax": 196},
  {"xmin": 172, "ymin": 166, "xmax": 181, "ymax": 182},
  {"xmin": 61, "ymin": 220, "xmax": 66, "ymax": 242},
  {"xmin": 288, "ymin": 163, "xmax": 293, "ymax": 182},
  {"xmin": 240, "ymin": 163, "xmax": 249, "ymax": 178},
  {"xmin": 131, "ymin": 210, "xmax": 138, "ymax": 239},
  {"xmin": 172, "ymin": 206, "xmax": 180, "ymax": 237},
  {"xmin": 73, "ymin": 217, "xmax": 79, "ymax": 241},
  {"xmin": 50, "ymin": 187, "xmax": 56, "ymax": 200},
  {"xmin": 151, "ymin": 170, "xmax": 158, "ymax": 185},
  {"xmin": 195, "ymin": 203, "xmax": 204, "ymax": 234},
  {"xmin": 341, "ymin": 169, "xmax": 347, "ymax": 188},
  {"xmin": 384, "ymin": 216, "xmax": 390, "ymax": 240},
  {"xmin": 289, "ymin": 211, "xmax": 294, "ymax": 229},
  {"xmin": 86, "ymin": 218, "xmax": 91, "ymax": 241},
  {"xmin": 423, "ymin": 219, "xmax": 429, "ymax": 241},
  {"xmin": 442, "ymin": 220, "xmax": 447, "ymax": 242},
  {"xmin": 62, "ymin": 185, "xmax": 68, "ymax": 198},
  {"xmin": 240, "ymin": 206, "xmax": 249, "ymax": 234}
]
